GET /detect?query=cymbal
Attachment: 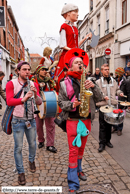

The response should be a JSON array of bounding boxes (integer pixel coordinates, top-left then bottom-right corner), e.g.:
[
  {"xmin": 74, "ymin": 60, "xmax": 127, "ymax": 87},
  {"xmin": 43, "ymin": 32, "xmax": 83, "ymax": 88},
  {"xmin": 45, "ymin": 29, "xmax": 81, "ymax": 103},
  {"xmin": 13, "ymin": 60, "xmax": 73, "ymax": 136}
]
[
  {"xmin": 100, "ymin": 105, "xmax": 113, "ymax": 113},
  {"xmin": 120, "ymin": 101, "xmax": 130, "ymax": 106}
]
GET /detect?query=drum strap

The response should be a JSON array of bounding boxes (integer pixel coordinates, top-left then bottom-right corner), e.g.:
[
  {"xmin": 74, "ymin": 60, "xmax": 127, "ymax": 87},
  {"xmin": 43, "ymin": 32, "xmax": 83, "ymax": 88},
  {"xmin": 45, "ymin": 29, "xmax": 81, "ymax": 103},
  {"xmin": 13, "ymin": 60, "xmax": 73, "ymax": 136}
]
[{"xmin": 101, "ymin": 77, "xmax": 114, "ymax": 106}]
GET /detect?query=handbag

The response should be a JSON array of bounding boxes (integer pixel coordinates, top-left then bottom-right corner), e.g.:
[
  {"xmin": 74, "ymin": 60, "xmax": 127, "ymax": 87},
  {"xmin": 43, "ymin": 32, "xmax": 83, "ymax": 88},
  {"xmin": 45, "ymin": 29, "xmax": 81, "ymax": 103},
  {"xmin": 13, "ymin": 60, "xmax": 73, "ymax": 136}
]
[
  {"xmin": 54, "ymin": 111, "xmax": 66, "ymax": 132},
  {"xmin": 1, "ymin": 83, "xmax": 26, "ymax": 135},
  {"xmin": 54, "ymin": 92, "xmax": 75, "ymax": 132}
]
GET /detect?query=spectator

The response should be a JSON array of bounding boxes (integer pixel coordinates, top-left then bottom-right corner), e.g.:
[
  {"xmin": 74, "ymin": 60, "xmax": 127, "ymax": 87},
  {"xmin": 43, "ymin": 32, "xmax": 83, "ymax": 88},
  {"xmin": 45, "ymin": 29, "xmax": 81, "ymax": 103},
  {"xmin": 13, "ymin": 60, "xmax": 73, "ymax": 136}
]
[
  {"xmin": 87, "ymin": 71, "xmax": 92, "ymax": 77},
  {"xmin": 0, "ymin": 71, "xmax": 6, "ymax": 112},
  {"xmin": 12, "ymin": 68, "xmax": 18, "ymax": 79},
  {"xmin": 114, "ymin": 67, "xmax": 125, "ymax": 86},
  {"xmin": 124, "ymin": 59, "xmax": 130, "ymax": 72},
  {"xmin": 110, "ymin": 73, "xmax": 113, "ymax": 77},
  {"xmin": 9, "ymin": 72, "xmax": 13, "ymax": 80},
  {"xmin": 91, "ymin": 68, "xmax": 101, "ymax": 80}
]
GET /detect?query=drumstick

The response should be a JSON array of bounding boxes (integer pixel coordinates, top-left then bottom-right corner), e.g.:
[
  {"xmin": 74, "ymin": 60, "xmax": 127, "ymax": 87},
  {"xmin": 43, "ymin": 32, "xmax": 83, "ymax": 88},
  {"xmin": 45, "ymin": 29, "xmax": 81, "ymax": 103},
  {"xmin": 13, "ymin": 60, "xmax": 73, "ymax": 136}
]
[{"xmin": 110, "ymin": 98, "xmax": 124, "ymax": 103}]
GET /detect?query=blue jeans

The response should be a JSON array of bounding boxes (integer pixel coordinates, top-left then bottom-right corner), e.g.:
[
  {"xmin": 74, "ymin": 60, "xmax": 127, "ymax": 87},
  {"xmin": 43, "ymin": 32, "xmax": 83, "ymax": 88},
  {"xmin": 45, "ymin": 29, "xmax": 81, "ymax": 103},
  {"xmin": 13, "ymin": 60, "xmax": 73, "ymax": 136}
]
[{"xmin": 12, "ymin": 118, "xmax": 36, "ymax": 174}]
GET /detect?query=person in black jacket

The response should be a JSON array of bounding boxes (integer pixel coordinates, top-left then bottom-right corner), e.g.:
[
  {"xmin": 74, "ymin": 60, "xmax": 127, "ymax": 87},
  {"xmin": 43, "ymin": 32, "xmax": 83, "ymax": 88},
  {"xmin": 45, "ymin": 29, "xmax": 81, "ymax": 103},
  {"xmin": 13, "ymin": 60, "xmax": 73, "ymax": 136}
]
[{"xmin": 91, "ymin": 68, "xmax": 101, "ymax": 80}]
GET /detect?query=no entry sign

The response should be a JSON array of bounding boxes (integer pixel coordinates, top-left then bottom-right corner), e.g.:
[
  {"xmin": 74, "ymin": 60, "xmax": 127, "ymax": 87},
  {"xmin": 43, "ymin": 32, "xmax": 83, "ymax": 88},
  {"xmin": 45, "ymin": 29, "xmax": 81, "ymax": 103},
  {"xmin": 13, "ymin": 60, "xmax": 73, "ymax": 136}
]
[{"xmin": 105, "ymin": 48, "xmax": 111, "ymax": 55}]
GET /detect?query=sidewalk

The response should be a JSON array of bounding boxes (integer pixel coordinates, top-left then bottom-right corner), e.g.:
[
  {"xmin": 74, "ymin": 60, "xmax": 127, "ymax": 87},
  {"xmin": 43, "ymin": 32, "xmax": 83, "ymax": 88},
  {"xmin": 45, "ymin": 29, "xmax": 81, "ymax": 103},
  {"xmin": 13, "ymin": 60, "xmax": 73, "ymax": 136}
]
[{"xmin": 0, "ymin": 108, "xmax": 130, "ymax": 194}]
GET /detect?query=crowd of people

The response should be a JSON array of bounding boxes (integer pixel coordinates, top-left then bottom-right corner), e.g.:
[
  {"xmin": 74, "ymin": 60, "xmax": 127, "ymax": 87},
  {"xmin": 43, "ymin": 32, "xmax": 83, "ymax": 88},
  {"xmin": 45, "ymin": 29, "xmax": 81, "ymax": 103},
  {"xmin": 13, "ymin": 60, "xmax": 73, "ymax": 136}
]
[{"xmin": 0, "ymin": 3, "xmax": 130, "ymax": 194}]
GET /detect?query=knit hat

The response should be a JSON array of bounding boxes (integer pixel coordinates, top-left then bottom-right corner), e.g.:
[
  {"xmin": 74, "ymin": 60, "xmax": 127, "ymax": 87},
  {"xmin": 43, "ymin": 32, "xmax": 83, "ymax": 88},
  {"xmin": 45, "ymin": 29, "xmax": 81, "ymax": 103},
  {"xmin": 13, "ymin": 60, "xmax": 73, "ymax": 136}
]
[
  {"xmin": 115, "ymin": 67, "xmax": 125, "ymax": 77},
  {"xmin": 68, "ymin": 57, "xmax": 79, "ymax": 68},
  {"xmin": 61, "ymin": 3, "xmax": 78, "ymax": 16},
  {"xmin": 17, "ymin": 61, "xmax": 30, "ymax": 69},
  {"xmin": 35, "ymin": 65, "xmax": 48, "ymax": 74}
]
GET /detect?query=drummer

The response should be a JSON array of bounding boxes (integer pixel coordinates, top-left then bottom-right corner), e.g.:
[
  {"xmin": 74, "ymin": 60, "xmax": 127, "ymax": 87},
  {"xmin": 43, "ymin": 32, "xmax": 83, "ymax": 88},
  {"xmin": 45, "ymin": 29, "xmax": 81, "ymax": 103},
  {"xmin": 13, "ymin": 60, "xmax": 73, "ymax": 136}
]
[
  {"xmin": 31, "ymin": 64, "xmax": 57, "ymax": 153},
  {"xmin": 96, "ymin": 64, "xmax": 124, "ymax": 152}
]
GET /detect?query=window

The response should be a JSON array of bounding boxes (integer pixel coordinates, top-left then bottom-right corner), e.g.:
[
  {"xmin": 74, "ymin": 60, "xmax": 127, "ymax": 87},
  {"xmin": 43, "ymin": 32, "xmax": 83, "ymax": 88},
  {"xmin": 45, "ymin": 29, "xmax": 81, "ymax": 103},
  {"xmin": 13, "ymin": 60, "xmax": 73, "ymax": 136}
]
[
  {"xmin": 2, "ymin": 0, "xmax": 4, "ymax": 6},
  {"xmin": 18, "ymin": 37, "xmax": 20, "ymax": 46},
  {"xmin": 91, "ymin": 22, "xmax": 93, "ymax": 31},
  {"xmin": 95, "ymin": 56, "xmax": 104, "ymax": 70},
  {"xmin": 90, "ymin": 0, "xmax": 93, "ymax": 11},
  {"xmin": 3, "ymin": 29, "xmax": 6, "ymax": 48},
  {"xmin": 122, "ymin": 0, "xmax": 127, "ymax": 24},
  {"xmin": 15, "ymin": 33, "xmax": 17, "ymax": 44},
  {"xmin": 97, "ymin": 16, "xmax": 100, "ymax": 37},
  {"xmin": 105, "ymin": 7, "xmax": 109, "ymax": 35}
]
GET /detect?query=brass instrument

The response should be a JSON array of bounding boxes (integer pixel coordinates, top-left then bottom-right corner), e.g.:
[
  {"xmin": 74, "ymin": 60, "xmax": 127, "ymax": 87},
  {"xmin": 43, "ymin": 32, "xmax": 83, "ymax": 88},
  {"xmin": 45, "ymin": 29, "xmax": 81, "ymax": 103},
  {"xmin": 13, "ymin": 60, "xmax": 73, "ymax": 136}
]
[
  {"xmin": 79, "ymin": 67, "xmax": 93, "ymax": 117},
  {"xmin": 26, "ymin": 77, "xmax": 40, "ymax": 114}
]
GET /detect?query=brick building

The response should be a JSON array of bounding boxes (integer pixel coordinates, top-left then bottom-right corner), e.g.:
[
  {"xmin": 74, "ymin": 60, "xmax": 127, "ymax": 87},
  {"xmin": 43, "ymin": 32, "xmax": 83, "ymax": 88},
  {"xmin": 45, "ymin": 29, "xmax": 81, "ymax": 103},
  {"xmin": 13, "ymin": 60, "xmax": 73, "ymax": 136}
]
[
  {"xmin": 30, "ymin": 53, "xmax": 42, "ymax": 73},
  {"xmin": 0, "ymin": 0, "xmax": 25, "ymax": 88}
]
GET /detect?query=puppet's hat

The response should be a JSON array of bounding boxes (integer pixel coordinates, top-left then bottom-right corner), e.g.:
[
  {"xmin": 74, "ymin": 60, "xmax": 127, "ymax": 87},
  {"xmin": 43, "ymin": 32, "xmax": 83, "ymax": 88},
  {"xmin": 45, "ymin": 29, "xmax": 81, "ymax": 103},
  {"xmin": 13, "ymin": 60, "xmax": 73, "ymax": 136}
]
[{"xmin": 61, "ymin": 3, "xmax": 78, "ymax": 16}]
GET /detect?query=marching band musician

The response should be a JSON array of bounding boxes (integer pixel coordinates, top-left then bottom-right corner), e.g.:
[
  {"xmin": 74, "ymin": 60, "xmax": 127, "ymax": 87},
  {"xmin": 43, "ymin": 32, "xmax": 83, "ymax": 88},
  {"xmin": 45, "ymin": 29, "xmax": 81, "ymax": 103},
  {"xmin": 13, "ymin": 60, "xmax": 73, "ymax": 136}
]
[
  {"xmin": 96, "ymin": 64, "xmax": 124, "ymax": 153},
  {"xmin": 58, "ymin": 54, "xmax": 102, "ymax": 193},
  {"xmin": 31, "ymin": 64, "xmax": 57, "ymax": 153},
  {"xmin": 6, "ymin": 61, "xmax": 42, "ymax": 185},
  {"xmin": 55, "ymin": 3, "xmax": 92, "ymax": 90}
]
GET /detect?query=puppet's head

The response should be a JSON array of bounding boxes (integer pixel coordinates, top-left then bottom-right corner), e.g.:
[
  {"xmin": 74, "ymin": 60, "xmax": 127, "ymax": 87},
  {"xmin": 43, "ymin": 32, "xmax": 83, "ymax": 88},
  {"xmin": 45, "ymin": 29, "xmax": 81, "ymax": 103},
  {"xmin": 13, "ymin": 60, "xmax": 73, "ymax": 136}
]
[
  {"xmin": 43, "ymin": 47, "xmax": 52, "ymax": 58},
  {"xmin": 61, "ymin": 3, "xmax": 79, "ymax": 19}
]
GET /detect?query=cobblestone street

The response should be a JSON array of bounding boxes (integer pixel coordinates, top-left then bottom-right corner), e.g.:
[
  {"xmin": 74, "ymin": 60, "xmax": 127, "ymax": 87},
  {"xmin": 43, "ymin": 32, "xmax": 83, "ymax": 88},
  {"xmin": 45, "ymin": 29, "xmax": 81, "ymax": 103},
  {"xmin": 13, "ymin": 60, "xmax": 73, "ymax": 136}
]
[{"xmin": 0, "ymin": 108, "xmax": 130, "ymax": 194}]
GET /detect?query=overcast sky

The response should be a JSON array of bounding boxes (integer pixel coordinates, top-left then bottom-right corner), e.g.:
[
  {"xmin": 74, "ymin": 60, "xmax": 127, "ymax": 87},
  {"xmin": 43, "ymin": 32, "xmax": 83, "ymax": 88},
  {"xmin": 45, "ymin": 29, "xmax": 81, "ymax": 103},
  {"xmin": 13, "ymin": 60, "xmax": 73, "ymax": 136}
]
[{"xmin": 7, "ymin": 0, "xmax": 89, "ymax": 56}]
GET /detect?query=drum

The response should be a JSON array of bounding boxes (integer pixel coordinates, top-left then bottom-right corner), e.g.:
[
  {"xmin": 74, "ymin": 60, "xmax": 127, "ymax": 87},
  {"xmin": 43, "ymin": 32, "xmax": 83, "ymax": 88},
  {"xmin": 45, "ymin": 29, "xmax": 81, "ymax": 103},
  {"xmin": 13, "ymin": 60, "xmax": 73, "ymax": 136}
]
[
  {"xmin": 37, "ymin": 91, "xmax": 59, "ymax": 119},
  {"xmin": 104, "ymin": 109, "xmax": 124, "ymax": 125}
]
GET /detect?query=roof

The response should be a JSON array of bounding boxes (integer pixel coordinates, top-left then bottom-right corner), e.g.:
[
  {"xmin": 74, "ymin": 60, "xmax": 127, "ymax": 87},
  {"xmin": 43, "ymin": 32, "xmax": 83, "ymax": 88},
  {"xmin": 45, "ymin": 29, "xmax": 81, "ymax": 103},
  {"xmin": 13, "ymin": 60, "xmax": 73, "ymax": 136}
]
[{"xmin": 30, "ymin": 53, "xmax": 42, "ymax": 58}]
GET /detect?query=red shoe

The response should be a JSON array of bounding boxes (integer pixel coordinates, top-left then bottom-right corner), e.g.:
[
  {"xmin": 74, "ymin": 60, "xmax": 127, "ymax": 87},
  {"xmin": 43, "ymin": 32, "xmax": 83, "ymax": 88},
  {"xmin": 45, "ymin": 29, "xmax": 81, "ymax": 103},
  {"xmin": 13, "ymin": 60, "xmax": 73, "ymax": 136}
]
[{"xmin": 68, "ymin": 189, "xmax": 76, "ymax": 194}]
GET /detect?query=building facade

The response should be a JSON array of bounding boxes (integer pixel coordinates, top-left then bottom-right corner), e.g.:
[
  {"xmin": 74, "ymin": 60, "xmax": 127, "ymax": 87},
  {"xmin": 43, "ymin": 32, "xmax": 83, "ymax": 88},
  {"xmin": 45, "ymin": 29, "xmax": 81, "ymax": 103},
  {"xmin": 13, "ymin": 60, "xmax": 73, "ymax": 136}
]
[
  {"xmin": 78, "ymin": 0, "xmax": 130, "ymax": 74},
  {"xmin": 114, "ymin": 0, "xmax": 130, "ymax": 69},
  {"xmin": 0, "ymin": 0, "xmax": 25, "ymax": 88},
  {"xmin": 30, "ymin": 53, "xmax": 42, "ymax": 73},
  {"xmin": 78, "ymin": 0, "xmax": 117, "ymax": 74}
]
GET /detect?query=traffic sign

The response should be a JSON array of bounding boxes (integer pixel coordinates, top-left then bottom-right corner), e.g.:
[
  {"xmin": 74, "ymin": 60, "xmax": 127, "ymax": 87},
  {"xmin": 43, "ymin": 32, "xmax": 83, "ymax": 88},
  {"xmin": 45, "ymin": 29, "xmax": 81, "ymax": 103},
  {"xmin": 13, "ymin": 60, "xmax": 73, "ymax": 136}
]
[
  {"xmin": 0, "ymin": 6, "xmax": 5, "ymax": 27},
  {"xmin": 105, "ymin": 48, "xmax": 111, "ymax": 55}
]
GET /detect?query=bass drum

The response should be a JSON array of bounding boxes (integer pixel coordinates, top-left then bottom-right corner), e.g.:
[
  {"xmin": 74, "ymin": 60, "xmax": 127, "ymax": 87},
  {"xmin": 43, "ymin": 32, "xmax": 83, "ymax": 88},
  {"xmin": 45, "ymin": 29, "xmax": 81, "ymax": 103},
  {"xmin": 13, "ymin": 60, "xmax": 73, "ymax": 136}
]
[
  {"xmin": 104, "ymin": 109, "xmax": 124, "ymax": 125},
  {"xmin": 37, "ymin": 91, "xmax": 59, "ymax": 119}
]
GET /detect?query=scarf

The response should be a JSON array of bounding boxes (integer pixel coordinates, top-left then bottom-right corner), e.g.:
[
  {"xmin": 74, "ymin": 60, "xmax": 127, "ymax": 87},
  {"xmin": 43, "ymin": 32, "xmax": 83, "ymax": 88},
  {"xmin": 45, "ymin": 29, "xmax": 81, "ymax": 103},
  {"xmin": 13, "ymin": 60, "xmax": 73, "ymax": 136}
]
[
  {"xmin": 104, "ymin": 76, "xmax": 111, "ymax": 84},
  {"xmin": 67, "ymin": 71, "xmax": 83, "ymax": 80},
  {"xmin": 37, "ymin": 75, "xmax": 55, "ymax": 88}
]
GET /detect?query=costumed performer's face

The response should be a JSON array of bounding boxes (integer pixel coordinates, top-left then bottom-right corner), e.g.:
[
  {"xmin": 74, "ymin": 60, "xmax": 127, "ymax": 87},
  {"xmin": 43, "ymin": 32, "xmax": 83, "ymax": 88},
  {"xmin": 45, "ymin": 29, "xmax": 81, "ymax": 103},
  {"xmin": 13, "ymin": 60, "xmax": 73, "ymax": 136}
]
[
  {"xmin": 39, "ymin": 68, "xmax": 47, "ymax": 78},
  {"xmin": 18, "ymin": 64, "xmax": 31, "ymax": 80},
  {"xmin": 72, "ymin": 57, "xmax": 83, "ymax": 72},
  {"xmin": 68, "ymin": 9, "xmax": 79, "ymax": 22}
]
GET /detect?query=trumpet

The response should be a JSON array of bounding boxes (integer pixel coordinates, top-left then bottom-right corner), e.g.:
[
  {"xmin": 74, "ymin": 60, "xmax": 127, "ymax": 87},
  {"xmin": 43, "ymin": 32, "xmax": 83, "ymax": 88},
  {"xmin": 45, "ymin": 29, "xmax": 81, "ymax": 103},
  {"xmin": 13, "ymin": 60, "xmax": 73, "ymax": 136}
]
[{"xmin": 26, "ymin": 77, "xmax": 40, "ymax": 114}]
